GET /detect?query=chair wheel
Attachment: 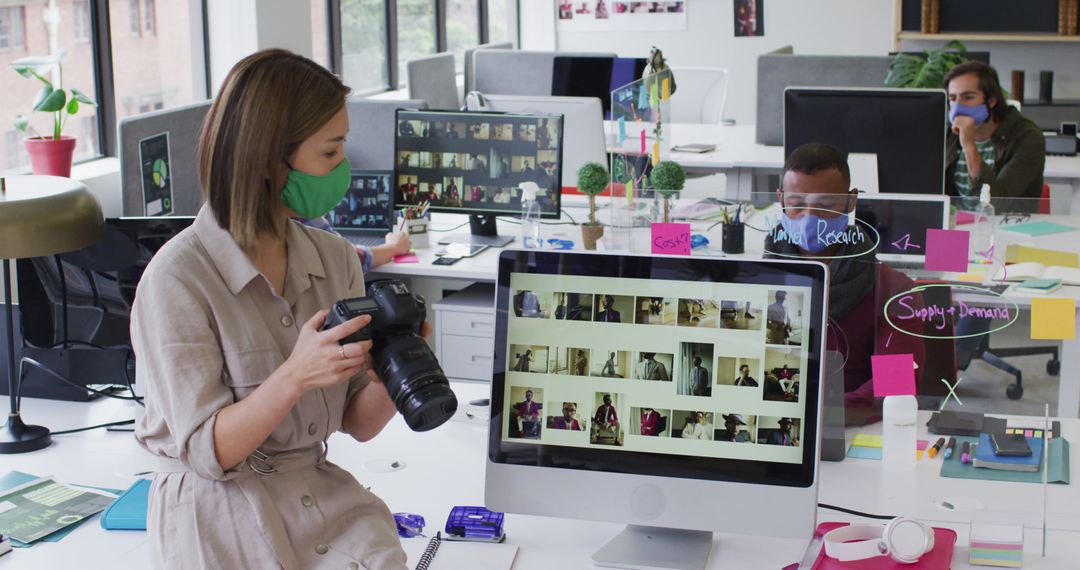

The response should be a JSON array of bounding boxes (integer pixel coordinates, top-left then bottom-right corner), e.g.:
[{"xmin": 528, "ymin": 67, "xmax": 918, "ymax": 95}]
[
  {"xmin": 1006, "ymin": 384, "xmax": 1024, "ymax": 400},
  {"xmin": 1047, "ymin": 360, "xmax": 1061, "ymax": 376}
]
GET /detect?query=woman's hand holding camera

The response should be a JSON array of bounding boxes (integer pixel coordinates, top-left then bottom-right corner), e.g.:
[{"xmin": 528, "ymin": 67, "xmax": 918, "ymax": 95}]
[{"xmin": 282, "ymin": 310, "xmax": 373, "ymax": 395}]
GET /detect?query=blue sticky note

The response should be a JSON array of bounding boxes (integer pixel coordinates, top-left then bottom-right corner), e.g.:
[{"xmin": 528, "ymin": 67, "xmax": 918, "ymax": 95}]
[
  {"xmin": 638, "ymin": 84, "xmax": 648, "ymax": 109},
  {"xmin": 846, "ymin": 445, "xmax": 883, "ymax": 460},
  {"xmin": 1000, "ymin": 220, "xmax": 1079, "ymax": 237},
  {"xmin": 617, "ymin": 117, "xmax": 626, "ymax": 143}
]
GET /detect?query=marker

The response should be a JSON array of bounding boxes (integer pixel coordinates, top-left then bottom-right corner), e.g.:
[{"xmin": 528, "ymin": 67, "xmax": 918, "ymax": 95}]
[
  {"xmin": 960, "ymin": 441, "xmax": 971, "ymax": 464},
  {"xmin": 944, "ymin": 437, "xmax": 956, "ymax": 459},
  {"xmin": 928, "ymin": 437, "xmax": 945, "ymax": 458}
]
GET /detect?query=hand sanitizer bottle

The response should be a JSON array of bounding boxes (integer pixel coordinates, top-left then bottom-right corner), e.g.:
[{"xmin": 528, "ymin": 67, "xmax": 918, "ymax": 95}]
[
  {"xmin": 970, "ymin": 184, "xmax": 996, "ymax": 262},
  {"xmin": 519, "ymin": 182, "xmax": 541, "ymax": 248},
  {"xmin": 882, "ymin": 395, "xmax": 917, "ymax": 470}
]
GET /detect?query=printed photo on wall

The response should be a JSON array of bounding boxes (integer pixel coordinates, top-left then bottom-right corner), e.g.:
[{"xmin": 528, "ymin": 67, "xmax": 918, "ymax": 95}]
[
  {"xmin": 550, "ymin": 346, "xmax": 590, "ymax": 375},
  {"xmin": 734, "ymin": 0, "xmax": 764, "ymax": 37},
  {"xmin": 554, "ymin": 292, "xmax": 593, "ymax": 321},
  {"xmin": 591, "ymin": 348, "xmax": 631, "ymax": 378},
  {"xmin": 548, "ymin": 401, "xmax": 587, "ymax": 431},
  {"xmin": 508, "ymin": 386, "xmax": 544, "ymax": 439},
  {"xmin": 593, "ymin": 294, "xmax": 634, "ymax": 323}
]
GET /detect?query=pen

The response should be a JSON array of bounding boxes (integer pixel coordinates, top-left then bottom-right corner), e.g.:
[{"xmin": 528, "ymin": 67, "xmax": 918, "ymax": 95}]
[
  {"xmin": 928, "ymin": 437, "xmax": 945, "ymax": 458},
  {"xmin": 944, "ymin": 437, "xmax": 956, "ymax": 459},
  {"xmin": 961, "ymin": 441, "xmax": 971, "ymax": 464}
]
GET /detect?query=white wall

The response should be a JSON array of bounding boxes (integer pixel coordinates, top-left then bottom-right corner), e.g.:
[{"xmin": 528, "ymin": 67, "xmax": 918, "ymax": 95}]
[{"xmin": 527, "ymin": 0, "xmax": 895, "ymax": 126}]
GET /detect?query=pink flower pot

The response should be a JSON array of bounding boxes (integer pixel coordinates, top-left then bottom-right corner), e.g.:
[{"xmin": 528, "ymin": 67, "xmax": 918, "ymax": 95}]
[{"xmin": 23, "ymin": 136, "xmax": 77, "ymax": 178}]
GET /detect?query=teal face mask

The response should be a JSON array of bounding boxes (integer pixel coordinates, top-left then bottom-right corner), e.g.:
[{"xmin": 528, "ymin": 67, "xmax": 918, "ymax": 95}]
[{"xmin": 280, "ymin": 157, "xmax": 352, "ymax": 219}]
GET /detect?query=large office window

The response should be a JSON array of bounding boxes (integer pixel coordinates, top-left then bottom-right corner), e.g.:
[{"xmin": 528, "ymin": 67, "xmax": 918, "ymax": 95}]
[
  {"xmin": 329, "ymin": 0, "xmax": 513, "ymax": 92},
  {"xmin": 446, "ymin": 0, "xmax": 478, "ymax": 73},
  {"xmin": 0, "ymin": 6, "xmax": 26, "ymax": 52},
  {"xmin": 0, "ymin": 1, "xmax": 209, "ymax": 174},
  {"xmin": 339, "ymin": 0, "xmax": 388, "ymax": 92},
  {"xmin": 310, "ymin": 0, "xmax": 330, "ymax": 68},
  {"xmin": 397, "ymin": 0, "xmax": 436, "ymax": 84}
]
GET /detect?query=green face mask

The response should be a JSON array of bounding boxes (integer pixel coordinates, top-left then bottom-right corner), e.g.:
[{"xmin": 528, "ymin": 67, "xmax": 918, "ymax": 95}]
[{"xmin": 280, "ymin": 157, "xmax": 352, "ymax": 219}]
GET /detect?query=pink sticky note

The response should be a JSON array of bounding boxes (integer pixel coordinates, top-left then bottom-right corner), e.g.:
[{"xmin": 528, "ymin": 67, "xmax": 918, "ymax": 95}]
[
  {"xmin": 925, "ymin": 229, "xmax": 969, "ymax": 272},
  {"xmin": 1025, "ymin": 429, "xmax": 1034, "ymax": 438},
  {"xmin": 640, "ymin": 129, "xmax": 646, "ymax": 154},
  {"xmin": 393, "ymin": 253, "xmax": 419, "ymax": 263},
  {"xmin": 955, "ymin": 211, "xmax": 987, "ymax": 225},
  {"xmin": 651, "ymin": 223, "xmax": 692, "ymax": 255},
  {"xmin": 916, "ymin": 439, "xmax": 930, "ymax": 451},
  {"xmin": 871, "ymin": 353, "xmax": 917, "ymax": 397}
]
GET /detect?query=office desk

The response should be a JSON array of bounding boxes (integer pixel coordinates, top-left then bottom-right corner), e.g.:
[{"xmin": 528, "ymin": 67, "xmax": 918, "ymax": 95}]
[
  {"xmin": 9, "ymin": 384, "xmax": 1080, "ymax": 569},
  {"xmin": 622, "ymin": 123, "xmax": 1080, "ymax": 210}
]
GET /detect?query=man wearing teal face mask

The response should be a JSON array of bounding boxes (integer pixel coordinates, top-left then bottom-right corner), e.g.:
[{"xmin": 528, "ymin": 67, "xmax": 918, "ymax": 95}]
[
  {"xmin": 765, "ymin": 144, "xmax": 926, "ymax": 425},
  {"xmin": 944, "ymin": 61, "xmax": 1045, "ymax": 209}
]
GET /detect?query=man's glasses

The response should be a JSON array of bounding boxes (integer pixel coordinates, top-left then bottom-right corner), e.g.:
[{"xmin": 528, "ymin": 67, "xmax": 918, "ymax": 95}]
[{"xmin": 562, "ymin": 408, "xmax": 576, "ymax": 413}]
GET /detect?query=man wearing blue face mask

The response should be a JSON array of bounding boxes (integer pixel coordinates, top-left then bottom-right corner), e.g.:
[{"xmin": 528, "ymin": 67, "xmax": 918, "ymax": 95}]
[
  {"xmin": 765, "ymin": 144, "xmax": 926, "ymax": 425},
  {"xmin": 944, "ymin": 61, "xmax": 1045, "ymax": 209}
]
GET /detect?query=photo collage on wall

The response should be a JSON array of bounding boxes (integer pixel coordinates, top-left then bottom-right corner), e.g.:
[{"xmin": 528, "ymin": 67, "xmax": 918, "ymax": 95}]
[
  {"xmin": 504, "ymin": 276, "xmax": 808, "ymax": 463},
  {"xmin": 395, "ymin": 113, "xmax": 561, "ymax": 216}
]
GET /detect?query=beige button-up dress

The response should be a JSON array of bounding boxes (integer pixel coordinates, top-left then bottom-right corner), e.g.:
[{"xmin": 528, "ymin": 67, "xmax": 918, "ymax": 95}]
[{"xmin": 133, "ymin": 206, "xmax": 408, "ymax": 569}]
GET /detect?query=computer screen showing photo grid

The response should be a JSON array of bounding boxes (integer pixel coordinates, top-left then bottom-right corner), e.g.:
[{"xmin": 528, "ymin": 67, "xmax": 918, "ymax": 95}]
[
  {"xmin": 503, "ymin": 273, "xmax": 812, "ymax": 465},
  {"xmin": 394, "ymin": 110, "xmax": 563, "ymax": 218}
]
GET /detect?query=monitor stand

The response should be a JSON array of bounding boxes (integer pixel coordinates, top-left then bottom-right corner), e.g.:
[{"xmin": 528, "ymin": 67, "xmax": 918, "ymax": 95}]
[
  {"xmin": 592, "ymin": 525, "xmax": 713, "ymax": 570},
  {"xmin": 437, "ymin": 214, "xmax": 515, "ymax": 247}
]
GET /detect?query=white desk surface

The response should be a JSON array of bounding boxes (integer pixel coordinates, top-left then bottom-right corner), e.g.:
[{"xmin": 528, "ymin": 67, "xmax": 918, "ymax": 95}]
[{"xmin": 8, "ymin": 382, "xmax": 1080, "ymax": 569}]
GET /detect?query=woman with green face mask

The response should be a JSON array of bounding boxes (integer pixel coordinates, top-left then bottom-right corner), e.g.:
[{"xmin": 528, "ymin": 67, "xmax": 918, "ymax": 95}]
[{"xmin": 130, "ymin": 49, "xmax": 417, "ymax": 569}]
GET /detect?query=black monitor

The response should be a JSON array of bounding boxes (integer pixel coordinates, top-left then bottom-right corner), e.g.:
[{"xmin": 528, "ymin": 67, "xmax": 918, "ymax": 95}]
[
  {"xmin": 784, "ymin": 87, "xmax": 947, "ymax": 195},
  {"xmin": 394, "ymin": 109, "xmax": 563, "ymax": 247},
  {"xmin": 551, "ymin": 56, "xmax": 648, "ymax": 118}
]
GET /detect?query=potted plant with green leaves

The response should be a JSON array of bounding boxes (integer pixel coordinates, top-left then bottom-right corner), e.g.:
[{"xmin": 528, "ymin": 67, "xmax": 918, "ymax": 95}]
[
  {"xmin": 650, "ymin": 160, "xmax": 685, "ymax": 223},
  {"xmin": 10, "ymin": 48, "xmax": 96, "ymax": 177},
  {"xmin": 885, "ymin": 40, "xmax": 971, "ymax": 89},
  {"xmin": 577, "ymin": 162, "xmax": 608, "ymax": 250}
]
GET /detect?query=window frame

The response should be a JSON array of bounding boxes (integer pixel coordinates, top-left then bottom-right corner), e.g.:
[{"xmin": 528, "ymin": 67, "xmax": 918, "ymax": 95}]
[{"xmin": 326, "ymin": 0, "xmax": 512, "ymax": 95}]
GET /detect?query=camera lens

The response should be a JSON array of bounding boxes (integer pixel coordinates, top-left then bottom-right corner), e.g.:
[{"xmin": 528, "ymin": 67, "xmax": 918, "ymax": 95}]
[{"xmin": 374, "ymin": 334, "xmax": 458, "ymax": 431}]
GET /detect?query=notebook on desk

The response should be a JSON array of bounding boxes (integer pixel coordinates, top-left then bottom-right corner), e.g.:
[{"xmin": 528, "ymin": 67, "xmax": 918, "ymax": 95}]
[{"xmin": 401, "ymin": 535, "xmax": 518, "ymax": 570}]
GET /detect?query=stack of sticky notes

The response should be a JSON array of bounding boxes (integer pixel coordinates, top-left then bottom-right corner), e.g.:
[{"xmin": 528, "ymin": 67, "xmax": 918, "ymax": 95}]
[
  {"xmin": 969, "ymin": 523, "xmax": 1023, "ymax": 567},
  {"xmin": 846, "ymin": 434, "xmax": 883, "ymax": 459}
]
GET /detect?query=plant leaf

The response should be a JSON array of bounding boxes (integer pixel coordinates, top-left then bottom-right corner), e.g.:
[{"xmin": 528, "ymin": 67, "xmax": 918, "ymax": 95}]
[
  {"xmin": 12, "ymin": 115, "xmax": 29, "ymax": 133},
  {"xmin": 9, "ymin": 54, "xmax": 61, "ymax": 69},
  {"xmin": 33, "ymin": 85, "xmax": 67, "ymax": 113},
  {"xmin": 70, "ymin": 88, "xmax": 96, "ymax": 106},
  {"xmin": 66, "ymin": 97, "xmax": 79, "ymax": 115}
]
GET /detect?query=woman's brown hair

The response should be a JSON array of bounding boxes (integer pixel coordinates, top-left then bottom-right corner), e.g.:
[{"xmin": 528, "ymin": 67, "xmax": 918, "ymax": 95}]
[{"xmin": 197, "ymin": 49, "xmax": 351, "ymax": 248}]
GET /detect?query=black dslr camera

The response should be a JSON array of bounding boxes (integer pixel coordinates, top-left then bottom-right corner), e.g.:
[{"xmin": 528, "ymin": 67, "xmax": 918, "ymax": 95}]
[{"xmin": 323, "ymin": 280, "xmax": 457, "ymax": 432}]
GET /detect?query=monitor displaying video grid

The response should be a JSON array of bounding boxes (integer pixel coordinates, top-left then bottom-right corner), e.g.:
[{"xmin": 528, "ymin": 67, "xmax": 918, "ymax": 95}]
[{"xmin": 394, "ymin": 109, "xmax": 563, "ymax": 219}]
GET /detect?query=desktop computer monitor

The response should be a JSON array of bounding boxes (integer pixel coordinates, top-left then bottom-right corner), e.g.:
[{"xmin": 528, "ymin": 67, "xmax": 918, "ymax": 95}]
[
  {"xmin": 487, "ymin": 251, "xmax": 829, "ymax": 567},
  {"xmin": 551, "ymin": 56, "xmax": 648, "ymax": 118},
  {"xmin": 394, "ymin": 109, "xmax": 563, "ymax": 247},
  {"xmin": 784, "ymin": 87, "xmax": 947, "ymax": 195},
  {"xmin": 465, "ymin": 94, "xmax": 606, "ymax": 191},
  {"xmin": 855, "ymin": 193, "xmax": 950, "ymax": 266}
]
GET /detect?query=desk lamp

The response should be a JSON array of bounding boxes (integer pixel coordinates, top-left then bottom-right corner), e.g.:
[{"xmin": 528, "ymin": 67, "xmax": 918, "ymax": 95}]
[{"xmin": 0, "ymin": 176, "xmax": 104, "ymax": 453}]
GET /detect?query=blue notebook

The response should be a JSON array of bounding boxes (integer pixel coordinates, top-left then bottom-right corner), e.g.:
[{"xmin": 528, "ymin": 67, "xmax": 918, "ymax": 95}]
[
  {"xmin": 972, "ymin": 433, "xmax": 1043, "ymax": 472},
  {"xmin": 100, "ymin": 479, "xmax": 150, "ymax": 530}
]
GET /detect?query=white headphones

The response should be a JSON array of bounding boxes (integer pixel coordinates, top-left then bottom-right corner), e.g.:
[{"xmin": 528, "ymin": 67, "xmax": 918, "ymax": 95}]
[{"xmin": 823, "ymin": 518, "xmax": 935, "ymax": 564}]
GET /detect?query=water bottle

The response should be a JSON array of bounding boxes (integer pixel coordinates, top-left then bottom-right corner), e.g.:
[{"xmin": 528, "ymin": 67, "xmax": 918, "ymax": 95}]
[
  {"xmin": 519, "ymin": 182, "xmax": 541, "ymax": 248},
  {"xmin": 971, "ymin": 184, "xmax": 996, "ymax": 261},
  {"xmin": 882, "ymin": 395, "xmax": 917, "ymax": 470}
]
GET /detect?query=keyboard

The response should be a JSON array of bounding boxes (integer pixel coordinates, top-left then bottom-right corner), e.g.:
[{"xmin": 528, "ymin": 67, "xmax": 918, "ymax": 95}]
[
  {"xmin": 344, "ymin": 234, "xmax": 385, "ymax": 247},
  {"xmin": 437, "ymin": 233, "xmax": 516, "ymax": 247}
]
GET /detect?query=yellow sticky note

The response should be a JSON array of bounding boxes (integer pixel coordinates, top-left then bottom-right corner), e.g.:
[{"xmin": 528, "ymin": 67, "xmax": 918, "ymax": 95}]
[
  {"xmin": 1031, "ymin": 297, "xmax": 1077, "ymax": 340},
  {"xmin": 661, "ymin": 78, "xmax": 670, "ymax": 101},
  {"xmin": 852, "ymin": 434, "xmax": 883, "ymax": 448},
  {"xmin": 652, "ymin": 141, "xmax": 660, "ymax": 166},
  {"xmin": 953, "ymin": 273, "xmax": 985, "ymax": 283},
  {"xmin": 916, "ymin": 449, "xmax": 925, "ymax": 460}
]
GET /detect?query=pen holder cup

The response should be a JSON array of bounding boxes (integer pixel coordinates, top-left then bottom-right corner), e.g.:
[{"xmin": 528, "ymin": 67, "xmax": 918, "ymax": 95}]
[
  {"xmin": 721, "ymin": 222, "xmax": 745, "ymax": 254},
  {"xmin": 403, "ymin": 218, "xmax": 429, "ymax": 249}
]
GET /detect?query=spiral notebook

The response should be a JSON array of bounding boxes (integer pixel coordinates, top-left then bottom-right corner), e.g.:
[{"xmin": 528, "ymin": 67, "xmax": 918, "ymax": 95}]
[{"xmin": 401, "ymin": 533, "xmax": 518, "ymax": 570}]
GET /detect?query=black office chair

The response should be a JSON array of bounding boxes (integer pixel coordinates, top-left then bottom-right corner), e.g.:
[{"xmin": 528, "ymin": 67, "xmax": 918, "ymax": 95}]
[{"xmin": 955, "ymin": 316, "xmax": 1060, "ymax": 401}]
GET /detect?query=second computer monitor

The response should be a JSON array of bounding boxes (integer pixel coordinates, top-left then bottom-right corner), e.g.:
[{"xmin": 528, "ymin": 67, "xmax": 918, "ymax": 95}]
[
  {"xmin": 395, "ymin": 109, "xmax": 563, "ymax": 220},
  {"xmin": 784, "ymin": 87, "xmax": 947, "ymax": 195}
]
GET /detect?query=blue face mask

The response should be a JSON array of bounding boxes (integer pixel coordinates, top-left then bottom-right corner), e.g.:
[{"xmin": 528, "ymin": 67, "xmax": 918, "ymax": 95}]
[
  {"xmin": 778, "ymin": 212, "xmax": 850, "ymax": 254},
  {"xmin": 949, "ymin": 102, "xmax": 990, "ymax": 126}
]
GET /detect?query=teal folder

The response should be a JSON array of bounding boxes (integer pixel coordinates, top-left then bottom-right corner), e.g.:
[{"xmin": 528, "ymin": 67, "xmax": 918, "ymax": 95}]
[{"xmin": 100, "ymin": 479, "xmax": 150, "ymax": 530}]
